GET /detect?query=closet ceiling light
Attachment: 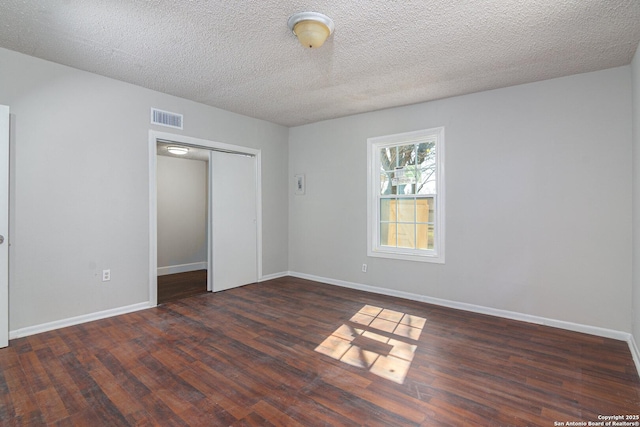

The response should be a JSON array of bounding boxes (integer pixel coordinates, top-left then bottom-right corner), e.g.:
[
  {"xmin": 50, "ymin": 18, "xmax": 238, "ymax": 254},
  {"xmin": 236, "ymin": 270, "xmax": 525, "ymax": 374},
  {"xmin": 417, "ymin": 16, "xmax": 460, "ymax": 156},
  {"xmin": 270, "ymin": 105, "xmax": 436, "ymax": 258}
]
[{"xmin": 167, "ymin": 146, "xmax": 189, "ymax": 155}]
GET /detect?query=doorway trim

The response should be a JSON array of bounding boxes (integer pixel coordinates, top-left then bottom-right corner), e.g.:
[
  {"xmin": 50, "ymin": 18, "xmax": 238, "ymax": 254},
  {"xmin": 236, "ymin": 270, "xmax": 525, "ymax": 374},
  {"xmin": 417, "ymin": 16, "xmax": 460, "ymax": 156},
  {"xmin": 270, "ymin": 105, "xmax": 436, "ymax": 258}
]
[
  {"xmin": 0, "ymin": 105, "xmax": 9, "ymax": 348},
  {"xmin": 148, "ymin": 130, "xmax": 263, "ymax": 306}
]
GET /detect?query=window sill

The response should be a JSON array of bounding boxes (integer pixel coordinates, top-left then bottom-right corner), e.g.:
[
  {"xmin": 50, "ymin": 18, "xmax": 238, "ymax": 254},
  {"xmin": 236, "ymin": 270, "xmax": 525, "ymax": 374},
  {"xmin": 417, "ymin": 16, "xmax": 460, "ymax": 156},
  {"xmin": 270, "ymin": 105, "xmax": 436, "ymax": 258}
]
[{"xmin": 367, "ymin": 248, "xmax": 445, "ymax": 264}]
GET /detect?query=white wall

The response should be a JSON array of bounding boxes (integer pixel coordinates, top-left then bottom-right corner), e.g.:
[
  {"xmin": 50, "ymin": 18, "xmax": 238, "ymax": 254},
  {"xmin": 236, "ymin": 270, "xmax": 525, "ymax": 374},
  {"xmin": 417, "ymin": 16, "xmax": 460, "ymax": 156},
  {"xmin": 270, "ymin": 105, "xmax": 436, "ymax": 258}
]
[
  {"xmin": 632, "ymin": 42, "xmax": 640, "ymax": 345},
  {"xmin": 157, "ymin": 155, "xmax": 207, "ymax": 271},
  {"xmin": 289, "ymin": 66, "xmax": 633, "ymax": 333},
  {"xmin": 0, "ymin": 47, "xmax": 289, "ymax": 331}
]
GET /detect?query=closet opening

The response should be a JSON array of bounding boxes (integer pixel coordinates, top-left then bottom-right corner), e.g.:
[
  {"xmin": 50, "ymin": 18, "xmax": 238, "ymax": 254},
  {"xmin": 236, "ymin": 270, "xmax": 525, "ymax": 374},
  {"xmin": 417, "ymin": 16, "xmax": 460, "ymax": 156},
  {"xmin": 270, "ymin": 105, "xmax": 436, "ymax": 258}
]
[{"xmin": 149, "ymin": 130, "xmax": 262, "ymax": 307}]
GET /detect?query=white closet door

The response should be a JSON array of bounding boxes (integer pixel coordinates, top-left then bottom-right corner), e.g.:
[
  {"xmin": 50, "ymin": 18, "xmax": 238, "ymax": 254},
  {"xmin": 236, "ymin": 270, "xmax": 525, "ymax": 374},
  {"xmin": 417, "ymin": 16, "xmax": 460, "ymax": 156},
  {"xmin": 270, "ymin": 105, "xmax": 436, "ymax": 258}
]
[{"xmin": 210, "ymin": 151, "xmax": 257, "ymax": 292}]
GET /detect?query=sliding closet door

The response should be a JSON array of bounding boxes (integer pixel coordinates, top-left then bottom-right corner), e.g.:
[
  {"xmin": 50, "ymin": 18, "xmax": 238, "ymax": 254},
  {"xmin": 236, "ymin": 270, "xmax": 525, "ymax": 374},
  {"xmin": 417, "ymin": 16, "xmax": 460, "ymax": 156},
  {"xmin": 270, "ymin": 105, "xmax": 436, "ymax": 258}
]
[{"xmin": 210, "ymin": 151, "xmax": 257, "ymax": 292}]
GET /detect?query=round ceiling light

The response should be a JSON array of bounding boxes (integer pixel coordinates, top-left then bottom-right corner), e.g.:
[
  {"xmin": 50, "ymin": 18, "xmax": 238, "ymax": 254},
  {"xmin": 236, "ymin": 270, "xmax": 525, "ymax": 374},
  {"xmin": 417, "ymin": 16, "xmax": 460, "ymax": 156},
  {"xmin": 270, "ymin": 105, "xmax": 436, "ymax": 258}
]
[
  {"xmin": 167, "ymin": 146, "xmax": 189, "ymax": 155},
  {"xmin": 287, "ymin": 12, "xmax": 334, "ymax": 49}
]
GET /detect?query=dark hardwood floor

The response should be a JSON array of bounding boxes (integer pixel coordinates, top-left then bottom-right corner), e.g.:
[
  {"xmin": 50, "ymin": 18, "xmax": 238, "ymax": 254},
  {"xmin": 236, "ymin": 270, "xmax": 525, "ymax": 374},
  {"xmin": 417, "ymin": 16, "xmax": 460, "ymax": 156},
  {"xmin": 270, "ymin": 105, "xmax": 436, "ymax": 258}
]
[
  {"xmin": 1, "ymin": 276, "xmax": 639, "ymax": 426},
  {"xmin": 157, "ymin": 270, "xmax": 208, "ymax": 304}
]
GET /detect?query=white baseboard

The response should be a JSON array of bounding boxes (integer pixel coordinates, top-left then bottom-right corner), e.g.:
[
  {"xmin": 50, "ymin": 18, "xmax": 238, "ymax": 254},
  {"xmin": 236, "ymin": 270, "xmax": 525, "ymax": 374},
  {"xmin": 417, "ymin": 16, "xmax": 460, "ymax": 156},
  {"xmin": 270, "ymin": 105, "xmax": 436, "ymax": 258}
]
[
  {"xmin": 10, "ymin": 271, "xmax": 640, "ymax": 377},
  {"xmin": 629, "ymin": 334, "xmax": 640, "ymax": 376},
  {"xmin": 288, "ymin": 271, "xmax": 635, "ymax": 353},
  {"xmin": 157, "ymin": 262, "xmax": 207, "ymax": 276},
  {"xmin": 9, "ymin": 302, "xmax": 152, "ymax": 340},
  {"xmin": 259, "ymin": 271, "xmax": 289, "ymax": 282},
  {"xmin": 8, "ymin": 270, "xmax": 286, "ymax": 341},
  {"xmin": 290, "ymin": 271, "xmax": 639, "ymax": 375}
]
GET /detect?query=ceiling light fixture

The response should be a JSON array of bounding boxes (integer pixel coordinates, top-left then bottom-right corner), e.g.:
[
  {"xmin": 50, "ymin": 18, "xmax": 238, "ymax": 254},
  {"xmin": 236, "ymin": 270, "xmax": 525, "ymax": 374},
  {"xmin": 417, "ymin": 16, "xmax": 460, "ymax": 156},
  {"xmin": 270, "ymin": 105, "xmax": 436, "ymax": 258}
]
[
  {"xmin": 167, "ymin": 146, "xmax": 189, "ymax": 155},
  {"xmin": 288, "ymin": 12, "xmax": 334, "ymax": 49}
]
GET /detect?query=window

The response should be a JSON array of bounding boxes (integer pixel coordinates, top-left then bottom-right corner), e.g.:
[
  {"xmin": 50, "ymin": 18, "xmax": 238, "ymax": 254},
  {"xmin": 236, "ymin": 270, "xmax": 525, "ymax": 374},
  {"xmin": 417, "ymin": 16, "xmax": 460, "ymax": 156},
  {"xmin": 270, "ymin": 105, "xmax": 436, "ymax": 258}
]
[{"xmin": 367, "ymin": 127, "xmax": 445, "ymax": 263}]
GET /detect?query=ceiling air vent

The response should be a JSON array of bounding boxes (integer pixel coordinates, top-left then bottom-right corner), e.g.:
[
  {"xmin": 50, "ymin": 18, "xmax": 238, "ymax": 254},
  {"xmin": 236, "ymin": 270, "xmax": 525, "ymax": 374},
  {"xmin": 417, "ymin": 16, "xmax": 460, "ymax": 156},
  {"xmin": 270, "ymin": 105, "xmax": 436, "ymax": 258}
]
[{"xmin": 151, "ymin": 108, "xmax": 183, "ymax": 130}]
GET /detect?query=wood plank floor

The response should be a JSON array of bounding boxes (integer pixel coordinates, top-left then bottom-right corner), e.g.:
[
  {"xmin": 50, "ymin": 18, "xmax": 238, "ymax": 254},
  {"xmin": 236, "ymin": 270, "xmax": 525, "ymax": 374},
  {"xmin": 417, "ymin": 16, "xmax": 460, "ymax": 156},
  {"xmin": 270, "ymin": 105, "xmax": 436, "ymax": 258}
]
[
  {"xmin": 1, "ymin": 276, "xmax": 639, "ymax": 426},
  {"xmin": 157, "ymin": 270, "xmax": 208, "ymax": 304}
]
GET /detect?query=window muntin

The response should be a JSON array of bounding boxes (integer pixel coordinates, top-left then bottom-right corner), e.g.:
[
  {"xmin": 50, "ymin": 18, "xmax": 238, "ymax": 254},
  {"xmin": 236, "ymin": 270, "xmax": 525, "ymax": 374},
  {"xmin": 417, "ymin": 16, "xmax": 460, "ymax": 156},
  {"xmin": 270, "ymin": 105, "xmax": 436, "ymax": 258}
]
[{"xmin": 368, "ymin": 128, "xmax": 444, "ymax": 263}]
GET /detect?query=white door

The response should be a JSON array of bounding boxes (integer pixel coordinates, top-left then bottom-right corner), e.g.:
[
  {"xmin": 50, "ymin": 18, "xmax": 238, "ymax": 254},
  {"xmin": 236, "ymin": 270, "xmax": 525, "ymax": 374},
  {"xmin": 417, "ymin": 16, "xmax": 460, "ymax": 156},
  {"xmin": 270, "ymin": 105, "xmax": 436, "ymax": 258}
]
[
  {"xmin": 0, "ymin": 106, "xmax": 9, "ymax": 348},
  {"xmin": 210, "ymin": 151, "xmax": 257, "ymax": 292}
]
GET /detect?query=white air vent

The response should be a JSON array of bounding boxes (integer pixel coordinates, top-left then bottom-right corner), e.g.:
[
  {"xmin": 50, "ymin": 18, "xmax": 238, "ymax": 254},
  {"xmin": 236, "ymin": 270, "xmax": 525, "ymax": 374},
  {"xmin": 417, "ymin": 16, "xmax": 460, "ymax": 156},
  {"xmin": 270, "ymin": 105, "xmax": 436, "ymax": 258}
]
[{"xmin": 151, "ymin": 108, "xmax": 183, "ymax": 129}]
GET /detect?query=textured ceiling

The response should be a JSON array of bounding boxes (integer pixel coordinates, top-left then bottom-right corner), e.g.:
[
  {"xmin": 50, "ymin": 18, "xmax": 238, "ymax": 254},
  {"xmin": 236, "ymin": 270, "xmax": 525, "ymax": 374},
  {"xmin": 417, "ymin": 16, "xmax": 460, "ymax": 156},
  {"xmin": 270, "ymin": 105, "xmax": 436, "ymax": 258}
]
[{"xmin": 1, "ymin": 1, "xmax": 639, "ymax": 127}]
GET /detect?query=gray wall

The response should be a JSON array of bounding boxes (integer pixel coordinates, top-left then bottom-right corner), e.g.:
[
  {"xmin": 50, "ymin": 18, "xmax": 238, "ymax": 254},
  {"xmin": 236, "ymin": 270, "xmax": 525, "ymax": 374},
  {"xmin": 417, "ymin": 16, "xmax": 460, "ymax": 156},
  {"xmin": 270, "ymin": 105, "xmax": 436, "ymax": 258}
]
[
  {"xmin": 633, "ymin": 43, "xmax": 640, "ymax": 345},
  {"xmin": 157, "ymin": 155, "xmax": 207, "ymax": 270},
  {"xmin": 1, "ymin": 43, "xmax": 637, "ymax": 337},
  {"xmin": 289, "ymin": 66, "xmax": 632, "ymax": 333},
  {"xmin": 0, "ymin": 47, "xmax": 289, "ymax": 331}
]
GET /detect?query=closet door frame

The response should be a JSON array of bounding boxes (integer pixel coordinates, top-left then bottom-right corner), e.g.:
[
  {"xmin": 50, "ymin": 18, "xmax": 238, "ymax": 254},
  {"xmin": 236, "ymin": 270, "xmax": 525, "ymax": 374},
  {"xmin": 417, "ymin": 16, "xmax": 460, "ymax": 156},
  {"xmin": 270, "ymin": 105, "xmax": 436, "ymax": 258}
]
[{"xmin": 148, "ymin": 130, "xmax": 262, "ymax": 306}]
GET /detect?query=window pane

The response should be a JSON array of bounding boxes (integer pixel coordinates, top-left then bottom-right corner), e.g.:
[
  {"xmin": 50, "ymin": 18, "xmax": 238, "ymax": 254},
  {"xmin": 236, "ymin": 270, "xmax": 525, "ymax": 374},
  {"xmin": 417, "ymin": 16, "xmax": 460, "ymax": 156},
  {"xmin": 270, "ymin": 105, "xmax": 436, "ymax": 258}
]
[
  {"xmin": 416, "ymin": 142, "xmax": 436, "ymax": 195},
  {"xmin": 429, "ymin": 224, "xmax": 435, "ymax": 249},
  {"xmin": 380, "ymin": 147, "xmax": 394, "ymax": 171},
  {"xmin": 396, "ymin": 144, "xmax": 414, "ymax": 168},
  {"xmin": 380, "ymin": 223, "xmax": 396, "ymax": 247},
  {"xmin": 393, "ymin": 173, "xmax": 413, "ymax": 195},
  {"xmin": 416, "ymin": 197, "xmax": 433, "ymax": 223},
  {"xmin": 397, "ymin": 223, "xmax": 415, "ymax": 249},
  {"xmin": 416, "ymin": 224, "xmax": 435, "ymax": 250},
  {"xmin": 380, "ymin": 199, "xmax": 396, "ymax": 222},
  {"xmin": 398, "ymin": 165, "xmax": 420, "ymax": 195},
  {"xmin": 380, "ymin": 172, "xmax": 392, "ymax": 195},
  {"xmin": 416, "ymin": 166, "xmax": 436, "ymax": 195},
  {"xmin": 397, "ymin": 199, "xmax": 415, "ymax": 222},
  {"xmin": 417, "ymin": 142, "xmax": 435, "ymax": 168}
]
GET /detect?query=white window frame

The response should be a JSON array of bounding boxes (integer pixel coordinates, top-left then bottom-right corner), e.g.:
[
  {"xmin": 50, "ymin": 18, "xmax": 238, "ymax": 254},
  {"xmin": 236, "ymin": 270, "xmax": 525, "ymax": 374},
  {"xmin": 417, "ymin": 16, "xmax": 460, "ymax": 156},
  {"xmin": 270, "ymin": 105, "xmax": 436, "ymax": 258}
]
[{"xmin": 367, "ymin": 127, "xmax": 445, "ymax": 264}]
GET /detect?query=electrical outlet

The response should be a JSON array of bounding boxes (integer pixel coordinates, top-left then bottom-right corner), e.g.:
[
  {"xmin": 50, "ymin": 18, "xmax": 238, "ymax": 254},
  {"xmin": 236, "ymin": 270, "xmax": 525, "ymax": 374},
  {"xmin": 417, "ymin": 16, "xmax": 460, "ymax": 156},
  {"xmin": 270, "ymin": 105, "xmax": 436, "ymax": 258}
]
[
  {"xmin": 102, "ymin": 269, "xmax": 111, "ymax": 282},
  {"xmin": 362, "ymin": 264, "xmax": 367, "ymax": 273}
]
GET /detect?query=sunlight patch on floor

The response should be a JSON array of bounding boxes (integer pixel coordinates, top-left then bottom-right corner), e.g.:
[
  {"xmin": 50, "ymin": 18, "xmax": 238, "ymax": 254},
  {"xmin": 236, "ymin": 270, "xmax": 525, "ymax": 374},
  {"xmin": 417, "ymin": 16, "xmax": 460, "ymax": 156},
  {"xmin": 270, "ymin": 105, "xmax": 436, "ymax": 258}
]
[{"xmin": 315, "ymin": 305, "xmax": 426, "ymax": 384}]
